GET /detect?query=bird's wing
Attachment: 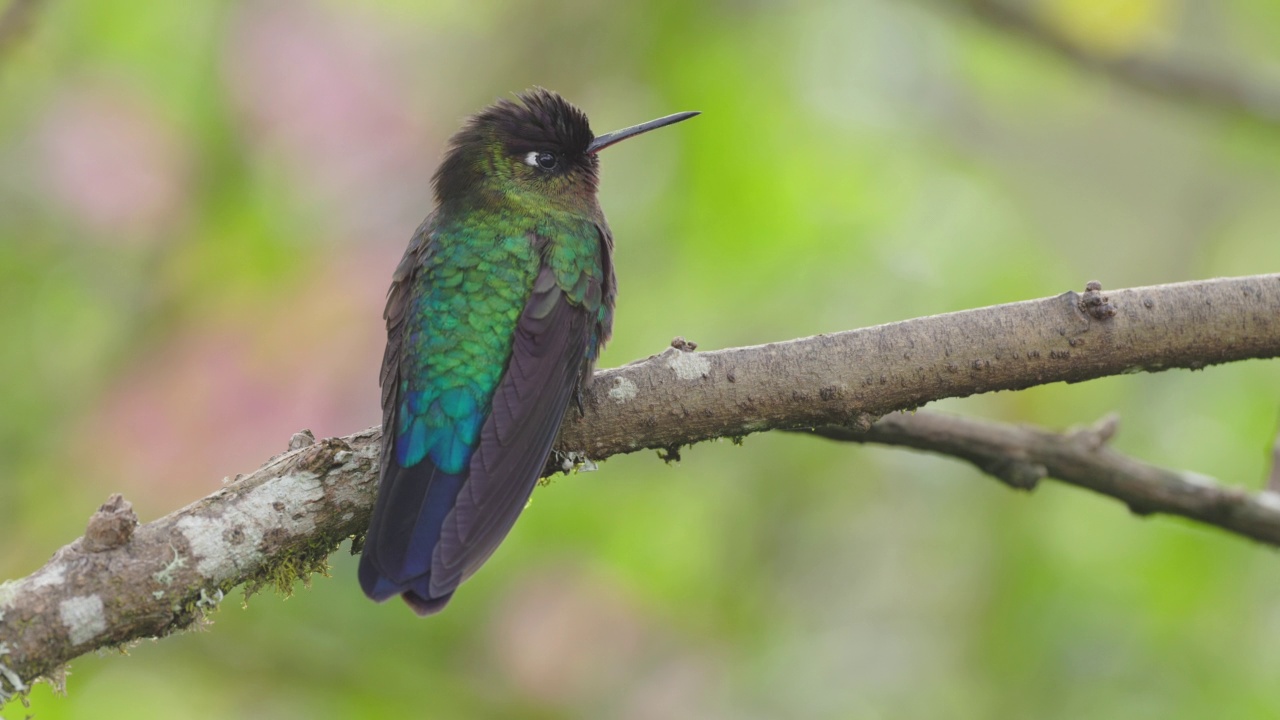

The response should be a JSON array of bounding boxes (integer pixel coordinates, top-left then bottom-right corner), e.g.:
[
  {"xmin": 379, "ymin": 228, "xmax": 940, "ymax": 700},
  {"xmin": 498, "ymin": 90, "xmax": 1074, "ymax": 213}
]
[
  {"xmin": 359, "ymin": 235, "xmax": 593, "ymax": 614},
  {"xmin": 378, "ymin": 221, "xmax": 431, "ymax": 487},
  {"xmin": 428, "ymin": 263, "xmax": 590, "ymax": 597},
  {"xmin": 360, "ymin": 220, "xmax": 451, "ymax": 607}
]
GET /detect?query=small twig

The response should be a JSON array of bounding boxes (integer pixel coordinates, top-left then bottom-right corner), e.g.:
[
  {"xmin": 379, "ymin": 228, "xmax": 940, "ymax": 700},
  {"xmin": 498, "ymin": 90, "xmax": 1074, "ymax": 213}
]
[
  {"xmin": 809, "ymin": 411, "xmax": 1280, "ymax": 543},
  {"xmin": 953, "ymin": 0, "xmax": 1280, "ymax": 127}
]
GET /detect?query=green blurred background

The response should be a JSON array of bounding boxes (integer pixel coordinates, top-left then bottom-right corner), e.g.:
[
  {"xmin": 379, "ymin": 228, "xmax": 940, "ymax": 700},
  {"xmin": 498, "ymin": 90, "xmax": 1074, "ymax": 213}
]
[{"xmin": 2, "ymin": 0, "xmax": 1280, "ymax": 717}]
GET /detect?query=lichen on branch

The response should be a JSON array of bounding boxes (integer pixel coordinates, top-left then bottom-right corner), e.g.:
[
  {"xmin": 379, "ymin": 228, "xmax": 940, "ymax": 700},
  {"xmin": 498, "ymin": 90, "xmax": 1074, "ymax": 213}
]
[{"xmin": 1, "ymin": 274, "xmax": 1278, "ymax": 704}]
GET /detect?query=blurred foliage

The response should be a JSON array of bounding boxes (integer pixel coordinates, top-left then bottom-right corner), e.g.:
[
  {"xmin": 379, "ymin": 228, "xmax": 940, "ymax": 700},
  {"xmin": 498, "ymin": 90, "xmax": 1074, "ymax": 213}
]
[
  {"xmin": 1044, "ymin": 0, "xmax": 1175, "ymax": 54},
  {"xmin": 1, "ymin": 0, "xmax": 1279, "ymax": 717}
]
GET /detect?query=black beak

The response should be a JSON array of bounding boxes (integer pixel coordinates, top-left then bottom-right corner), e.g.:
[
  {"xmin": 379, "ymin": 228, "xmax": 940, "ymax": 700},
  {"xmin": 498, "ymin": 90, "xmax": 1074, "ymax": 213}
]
[{"xmin": 587, "ymin": 111, "xmax": 699, "ymax": 154}]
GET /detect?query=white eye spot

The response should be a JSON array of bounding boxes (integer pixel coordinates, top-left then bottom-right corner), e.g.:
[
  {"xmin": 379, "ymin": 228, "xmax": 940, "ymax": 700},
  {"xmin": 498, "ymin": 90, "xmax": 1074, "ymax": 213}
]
[{"xmin": 524, "ymin": 151, "xmax": 540, "ymax": 167}]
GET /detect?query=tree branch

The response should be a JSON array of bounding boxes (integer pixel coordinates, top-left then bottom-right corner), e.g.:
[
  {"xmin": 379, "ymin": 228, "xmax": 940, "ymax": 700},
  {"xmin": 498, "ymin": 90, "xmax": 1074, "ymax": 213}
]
[
  {"xmin": 1, "ymin": 274, "xmax": 1278, "ymax": 703},
  {"xmin": 806, "ymin": 412, "xmax": 1280, "ymax": 543},
  {"xmin": 554, "ymin": 275, "xmax": 1279, "ymax": 459},
  {"xmin": 952, "ymin": 0, "xmax": 1280, "ymax": 127}
]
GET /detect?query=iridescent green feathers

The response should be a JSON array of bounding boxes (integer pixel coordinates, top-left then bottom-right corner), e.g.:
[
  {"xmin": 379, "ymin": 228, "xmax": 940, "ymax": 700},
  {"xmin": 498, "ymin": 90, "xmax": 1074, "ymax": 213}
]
[
  {"xmin": 397, "ymin": 88, "xmax": 612, "ymax": 479},
  {"xmin": 360, "ymin": 89, "xmax": 613, "ymax": 613},
  {"xmin": 395, "ymin": 226, "xmax": 540, "ymax": 473},
  {"xmin": 360, "ymin": 88, "xmax": 694, "ymax": 615}
]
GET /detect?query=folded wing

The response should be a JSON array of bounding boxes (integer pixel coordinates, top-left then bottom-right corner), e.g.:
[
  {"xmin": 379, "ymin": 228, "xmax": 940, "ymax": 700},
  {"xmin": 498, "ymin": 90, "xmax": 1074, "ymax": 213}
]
[{"xmin": 359, "ymin": 260, "xmax": 591, "ymax": 615}]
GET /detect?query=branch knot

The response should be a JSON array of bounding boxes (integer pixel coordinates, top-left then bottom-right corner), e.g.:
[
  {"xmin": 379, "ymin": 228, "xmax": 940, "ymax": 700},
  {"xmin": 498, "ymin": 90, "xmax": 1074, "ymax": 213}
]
[{"xmin": 81, "ymin": 494, "xmax": 137, "ymax": 553}]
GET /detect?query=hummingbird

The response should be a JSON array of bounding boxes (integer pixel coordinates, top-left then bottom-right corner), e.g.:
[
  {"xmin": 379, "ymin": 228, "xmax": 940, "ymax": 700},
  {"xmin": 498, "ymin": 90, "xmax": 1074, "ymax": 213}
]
[{"xmin": 358, "ymin": 88, "xmax": 698, "ymax": 615}]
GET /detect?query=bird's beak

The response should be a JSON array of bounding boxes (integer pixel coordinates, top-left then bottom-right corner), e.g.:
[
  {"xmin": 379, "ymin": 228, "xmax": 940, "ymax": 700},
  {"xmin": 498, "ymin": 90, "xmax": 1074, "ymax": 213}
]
[{"xmin": 587, "ymin": 111, "xmax": 699, "ymax": 154}]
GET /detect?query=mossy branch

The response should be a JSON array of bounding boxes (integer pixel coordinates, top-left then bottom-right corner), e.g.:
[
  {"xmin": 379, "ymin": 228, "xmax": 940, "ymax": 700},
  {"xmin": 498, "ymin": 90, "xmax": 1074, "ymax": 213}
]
[{"xmin": 1, "ymin": 274, "xmax": 1279, "ymax": 704}]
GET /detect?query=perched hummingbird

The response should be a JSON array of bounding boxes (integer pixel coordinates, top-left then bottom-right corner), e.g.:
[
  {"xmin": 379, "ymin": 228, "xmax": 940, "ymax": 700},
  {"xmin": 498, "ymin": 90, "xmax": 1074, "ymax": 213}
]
[{"xmin": 358, "ymin": 89, "xmax": 697, "ymax": 615}]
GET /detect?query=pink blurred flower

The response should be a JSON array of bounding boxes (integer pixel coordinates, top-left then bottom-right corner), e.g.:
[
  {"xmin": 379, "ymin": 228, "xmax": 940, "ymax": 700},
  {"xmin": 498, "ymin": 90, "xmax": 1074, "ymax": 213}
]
[
  {"xmin": 38, "ymin": 81, "xmax": 192, "ymax": 242},
  {"xmin": 75, "ymin": 246, "xmax": 395, "ymax": 512},
  {"xmin": 222, "ymin": 0, "xmax": 434, "ymax": 238}
]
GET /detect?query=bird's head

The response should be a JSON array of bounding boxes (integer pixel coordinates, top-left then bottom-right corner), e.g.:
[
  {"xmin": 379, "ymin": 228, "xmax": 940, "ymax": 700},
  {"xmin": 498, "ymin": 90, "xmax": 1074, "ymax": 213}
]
[{"xmin": 433, "ymin": 88, "xmax": 697, "ymax": 213}]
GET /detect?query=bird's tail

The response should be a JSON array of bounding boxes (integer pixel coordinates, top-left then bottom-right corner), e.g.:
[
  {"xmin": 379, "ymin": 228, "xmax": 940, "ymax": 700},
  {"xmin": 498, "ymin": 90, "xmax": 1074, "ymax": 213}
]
[{"xmin": 358, "ymin": 464, "xmax": 465, "ymax": 616}]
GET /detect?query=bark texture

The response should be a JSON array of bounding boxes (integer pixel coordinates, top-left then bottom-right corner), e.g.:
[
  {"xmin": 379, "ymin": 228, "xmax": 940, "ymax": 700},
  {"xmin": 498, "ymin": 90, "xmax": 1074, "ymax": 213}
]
[
  {"xmin": 1, "ymin": 274, "xmax": 1278, "ymax": 703},
  {"xmin": 811, "ymin": 412, "xmax": 1280, "ymax": 544},
  {"xmin": 555, "ymin": 275, "xmax": 1280, "ymax": 460}
]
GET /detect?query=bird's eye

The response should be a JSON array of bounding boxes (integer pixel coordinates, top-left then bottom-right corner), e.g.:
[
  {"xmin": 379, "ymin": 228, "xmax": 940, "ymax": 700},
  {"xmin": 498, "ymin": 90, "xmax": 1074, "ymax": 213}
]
[{"xmin": 524, "ymin": 151, "xmax": 559, "ymax": 170}]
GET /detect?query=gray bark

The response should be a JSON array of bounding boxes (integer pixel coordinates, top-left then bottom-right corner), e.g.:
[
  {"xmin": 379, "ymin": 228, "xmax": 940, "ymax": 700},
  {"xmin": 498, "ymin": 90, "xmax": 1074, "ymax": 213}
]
[{"xmin": 1, "ymin": 274, "xmax": 1278, "ymax": 704}]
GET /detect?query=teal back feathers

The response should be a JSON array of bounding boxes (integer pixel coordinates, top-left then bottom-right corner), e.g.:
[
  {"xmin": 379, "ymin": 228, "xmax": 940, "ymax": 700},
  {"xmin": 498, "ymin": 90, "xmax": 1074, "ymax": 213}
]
[{"xmin": 359, "ymin": 88, "xmax": 697, "ymax": 615}]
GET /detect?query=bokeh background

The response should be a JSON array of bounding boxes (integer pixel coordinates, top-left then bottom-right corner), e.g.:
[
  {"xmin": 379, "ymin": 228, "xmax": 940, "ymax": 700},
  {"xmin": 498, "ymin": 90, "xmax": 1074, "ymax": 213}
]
[{"xmin": 2, "ymin": 0, "xmax": 1280, "ymax": 717}]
